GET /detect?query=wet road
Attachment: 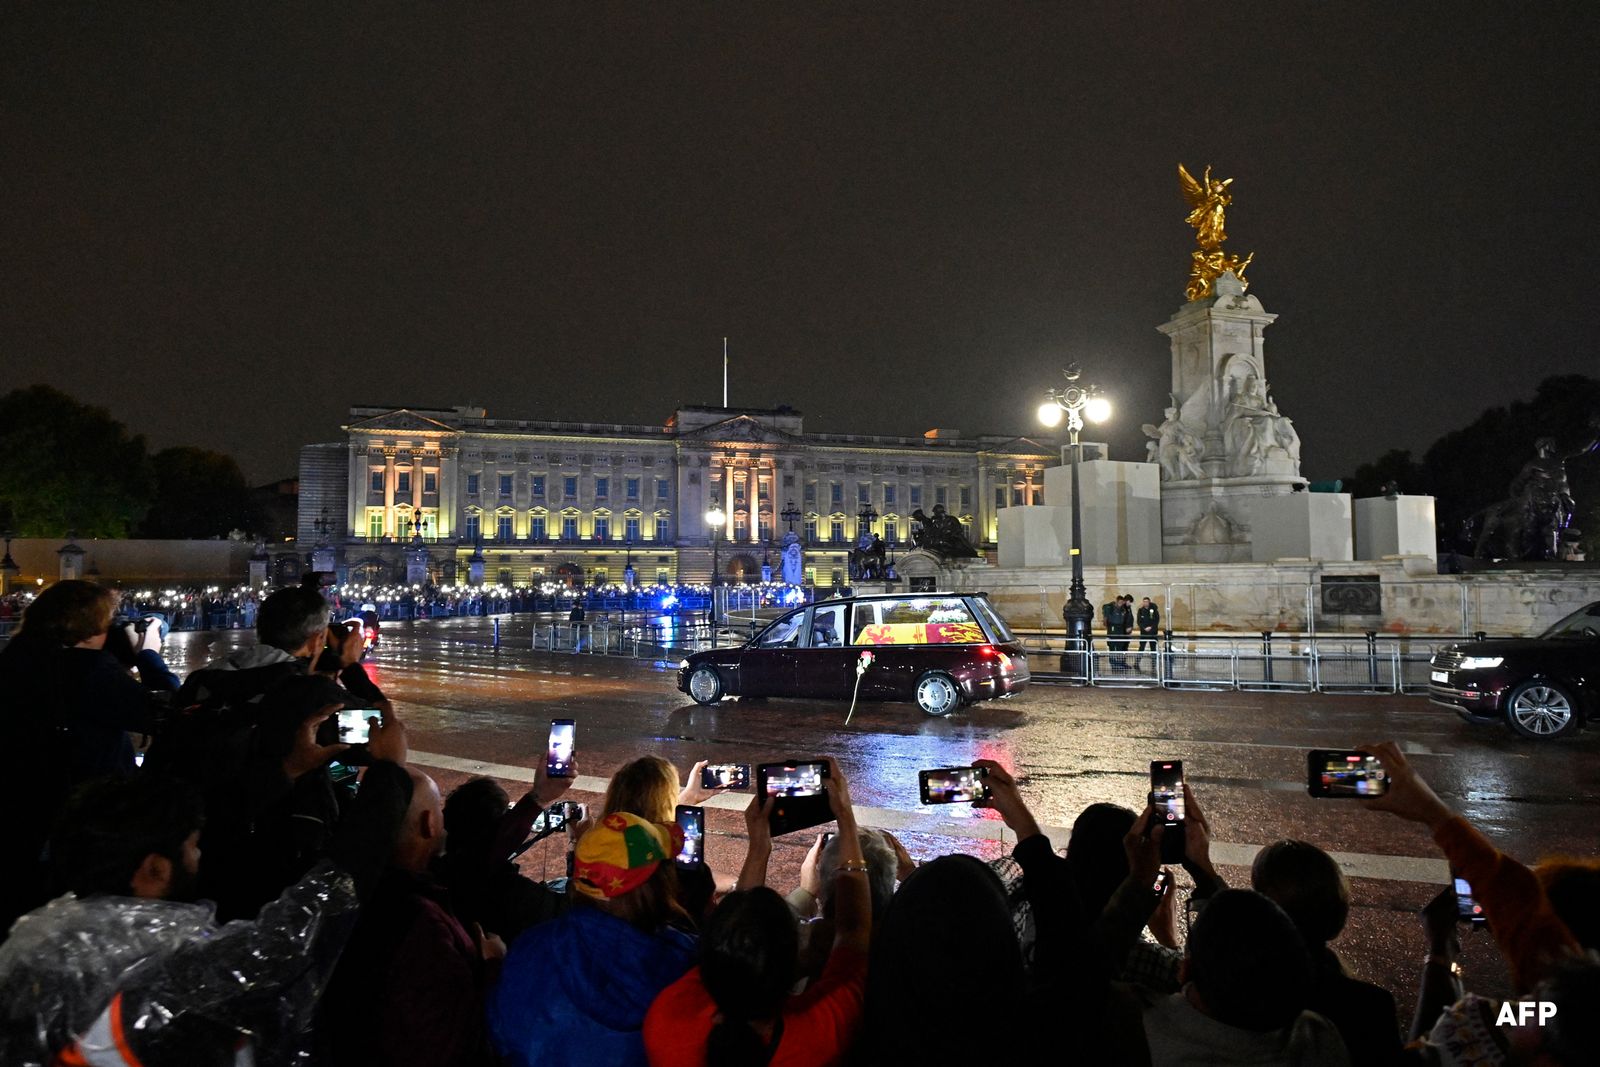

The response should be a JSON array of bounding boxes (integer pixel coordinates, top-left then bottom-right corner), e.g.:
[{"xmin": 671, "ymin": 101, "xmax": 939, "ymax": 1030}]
[{"xmin": 167, "ymin": 616, "xmax": 1600, "ymax": 1020}]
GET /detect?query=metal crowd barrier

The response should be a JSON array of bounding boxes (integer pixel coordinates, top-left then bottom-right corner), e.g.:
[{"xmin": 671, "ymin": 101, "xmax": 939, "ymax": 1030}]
[{"xmin": 1024, "ymin": 630, "xmax": 1471, "ymax": 696}]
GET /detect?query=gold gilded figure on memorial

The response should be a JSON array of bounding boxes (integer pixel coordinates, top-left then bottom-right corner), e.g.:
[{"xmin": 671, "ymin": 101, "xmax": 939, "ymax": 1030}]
[{"xmin": 1178, "ymin": 163, "xmax": 1255, "ymax": 301}]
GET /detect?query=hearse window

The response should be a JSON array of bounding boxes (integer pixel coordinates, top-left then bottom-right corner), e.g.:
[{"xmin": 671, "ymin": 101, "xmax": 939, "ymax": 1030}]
[
  {"xmin": 850, "ymin": 598, "xmax": 984, "ymax": 646},
  {"xmin": 970, "ymin": 597, "xmax": 1016, "ymax": 644},
  {"xmin": 756, "ymin": 610, "xmax": 804, "ymax": 648},
  {"xmin": 808, "ymin": 603, "xmax": 849, "ymax": 648}
]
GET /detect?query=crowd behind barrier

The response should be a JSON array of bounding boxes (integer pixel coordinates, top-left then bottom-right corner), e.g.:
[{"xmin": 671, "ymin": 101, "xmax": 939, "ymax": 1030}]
[{"xmin": 1, "ymin": 579, "xmax": 1597, "ymax": 1066}]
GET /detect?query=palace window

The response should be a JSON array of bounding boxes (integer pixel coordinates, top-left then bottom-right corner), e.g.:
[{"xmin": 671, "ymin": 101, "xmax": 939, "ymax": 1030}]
[
  {"xmin": 370, "ymin": 470, "xmax": 384, "ymax": 494},
  {"xmin": 884, "ymin": 518, "xmax": 898, "ymax": 542},
  {"xmin": 531, "ymin": 475, "xmax": 545, "ymax": 498},
  {"xmin": 529, "ymin": 515, "xmax": 546, "ymax": 541},
  {"xmin": 593, "ymin": 516, "xmax": 610, "ymax": 541},
  {"xmin": 996, "ymin": 487, "xmax": 1007, "ymax": 509},
  {"xmin": 499, "ymin": 474, "xmax": 513, "ymax": 497},
  {"xmin": 961, "ymin": 486, "xmax": 972, "ymax": 510},
  {"xmin": 884, "ymin": 484, "xmax": 896, "ymax": 505},
  {"xmin": 496, "ymin": 514, "xmax": 514, "ymax": 540},
  {"xmin": 625, "ymin": 477, "xmax": 640, "ymax": 500},
  {"xmin": 397, "ymin": 471, "xmax": 411, "ymax": 495},
  {"xmin": 804, "ymin": 518, "xmax": 818, "ymax": 542},
  {"xmin": 367, "ymin": 510, "xmax": 384, "ymax": 540},
  {"xmin": 830, "ymin": 483, "xmax": 843, "ymax": 506},
  {"xmin": 561, "ymin": 515, "xmax": 579, "ymax": 541},
  {"xmin": 563, "ymin": 476, "xmax": 578, "ymax": 498},
  {"xmin": 858, "ymin": 483, "xmax": 871, "ymax": 505},
  {"xmin": 625, "ymin": 516, "xmax": 641, "ymax": 542},
  {"xmin": 595, "ymin": 477, "xmax": 609, "ymax": 500},
  {"xmin": 830, "ymin": 519, "xmax": 845, "ymax": 543},
  {"xmin": 935, "ymin": 486, "xmax": 947, "ymax": 507},
  {"xmin": 910, "ymin": 485, "xmax": 922, "ymax": 507},
  {"xmin": 655, "ymin": 515, "xmax": 671, "ymax": 542},
  {"xmin": 467, "ymin": 474, "xmax": 480, "ymax": 496},
  {"xmin": 657, "ymin": 478, "xmax": 670, "ymax": 499},
  {"xmin": 657, "ymin": 568, "xmax": 672, "ymax": 584},
  {"xmin": 805, "ymin": 482, "xmax": 817, "ymax": 505},
  {"xmin": 423, "ymin": 471, "xmax": 437, "ymax": 494},
  {"xmin": 758, "ymin": 514, "xmax": 773, "ymax": 541},
  {"xmin": 464, "ymin": 513, "xmax": 481, "ymax": 541}
]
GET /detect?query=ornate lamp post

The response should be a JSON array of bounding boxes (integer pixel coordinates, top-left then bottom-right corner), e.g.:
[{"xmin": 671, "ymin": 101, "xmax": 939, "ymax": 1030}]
[
  {"xmin": 706, "ymin": 503, "xmax": 726, "ymax": 648},
  {"xmin": 781, "ymin": 500, "xmax": 801, "ymax": 534},
  {"xmin": 1037, "ymin": 363, "xmax": 1112, "ymax": 669},
  {"xmin": 856, "ymin": 503, "xmax": 878, "ymax": 536}
]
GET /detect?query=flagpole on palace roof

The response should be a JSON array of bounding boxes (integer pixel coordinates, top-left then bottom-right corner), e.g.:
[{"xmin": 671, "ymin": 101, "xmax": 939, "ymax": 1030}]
[{"xmin": 722, "ymin": 336, "xmax": 729, "ymax": 408}]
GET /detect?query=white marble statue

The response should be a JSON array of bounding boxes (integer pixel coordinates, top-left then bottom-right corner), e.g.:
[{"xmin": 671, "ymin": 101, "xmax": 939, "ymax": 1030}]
[
  {"xmin": 1143, "ymin": 407, "xmax": 1206, "ymax": 481},
  {"xmin": 1268, "ymin": 394, "xmax": 1302, "ymax": 468},
  {"xmin": 1223, "ymin": 373, "xmax": 1278, "ymax": 475}
]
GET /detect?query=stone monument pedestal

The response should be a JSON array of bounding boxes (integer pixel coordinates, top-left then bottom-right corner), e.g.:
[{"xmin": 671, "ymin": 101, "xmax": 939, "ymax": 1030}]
[
  {"xmin": 1355, "ymin": 496, "xmax": 1438, "ymax": 562},
  {"xmin": 1250, "ymin": 492, "xmax": 1354, "ymax": 562},
  {"xmin": 1037, "ymin": 460, "xmax": 1163, "ymax": 565}
]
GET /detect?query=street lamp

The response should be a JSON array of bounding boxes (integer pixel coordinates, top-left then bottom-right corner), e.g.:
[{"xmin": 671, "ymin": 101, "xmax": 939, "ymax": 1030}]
[
  {"xmin": 706, "ymin": 503, "xmax": 726, "ymax": 648},
  {"xmin": 1038, "ymin": 363, "xmax": 1112, "ymax": 671},
  {"xmin": 780, "ymin": 500, "xmax": 801, "ymax": 533},
  {"xmin": 856, "ymin": 503, "xmax": 878, "ymax": 537}
]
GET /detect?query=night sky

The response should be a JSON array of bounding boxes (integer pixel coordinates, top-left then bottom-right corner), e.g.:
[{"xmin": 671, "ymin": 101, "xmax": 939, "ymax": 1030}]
[{"xmin": 4, "ymin": 5, "xmax": 1596, "ymax": 483}]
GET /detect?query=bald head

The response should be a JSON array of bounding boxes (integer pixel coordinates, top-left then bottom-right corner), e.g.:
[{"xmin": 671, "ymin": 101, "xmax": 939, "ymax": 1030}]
[{"xmin": 393, "ymin": 767, "xmax": 444, "ymax": 871}]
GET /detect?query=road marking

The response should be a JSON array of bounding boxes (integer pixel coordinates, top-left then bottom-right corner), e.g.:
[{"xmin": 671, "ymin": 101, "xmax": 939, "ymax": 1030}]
[{"xmin": 407, "ymin": 748, "xmax": 1452, "ymax": 885}]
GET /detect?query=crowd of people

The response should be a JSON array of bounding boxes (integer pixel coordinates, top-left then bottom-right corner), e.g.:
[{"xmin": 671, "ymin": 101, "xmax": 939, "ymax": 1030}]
[{"xmin": 0, "ymin": 578, "xmax": 1596, "ymax": 1065}]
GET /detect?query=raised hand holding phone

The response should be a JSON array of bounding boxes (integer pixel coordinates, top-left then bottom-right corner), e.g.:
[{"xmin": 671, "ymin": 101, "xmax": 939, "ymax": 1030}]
[{"xmin": 971, "ymin": 759, "xmax": 1041, "ymax": 842}]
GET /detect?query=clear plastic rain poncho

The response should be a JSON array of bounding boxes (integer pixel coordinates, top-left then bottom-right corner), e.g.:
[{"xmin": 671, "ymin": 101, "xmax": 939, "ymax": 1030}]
[{"xmin": 0, "ymin": 861, "xmax": 359, "ymax": 1066}]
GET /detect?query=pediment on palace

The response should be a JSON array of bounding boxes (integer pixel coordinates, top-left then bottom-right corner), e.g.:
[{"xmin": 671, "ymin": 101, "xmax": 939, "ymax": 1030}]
[
  {"xmin": 981, "ymin": 436, "xmax": 1056, "ymax": 458},
  {"xmin": 676, "ymin": 415, "xmax": 802, "ymax": 447},
  {"xmin": 347, "ymin": 409, "xmax": 462, "ymax": 436}
]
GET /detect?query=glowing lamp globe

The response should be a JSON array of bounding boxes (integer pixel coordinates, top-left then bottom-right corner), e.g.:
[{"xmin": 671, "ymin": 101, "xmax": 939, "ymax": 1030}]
[
  {"xmin": 1037, "ymin": 402, "xmax": 1063, "ymax": 428},
  {"xmin": 1085, "ymin": 396, "xmax": 1112, "ymax": 424}
]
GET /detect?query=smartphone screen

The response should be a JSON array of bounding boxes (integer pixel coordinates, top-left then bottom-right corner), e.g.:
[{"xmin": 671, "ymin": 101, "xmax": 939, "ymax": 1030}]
[
  {"xmin": 336, "ymin": 709, "xmax": 375, "ymax": 745},
  {"xmin": 1152, "ymin": 868, "xmax": 1171, "ymax": 894},
  {"xmin": 547, "ymin": 719, "xmax": 576, "ymax": 779},
  {"xmin": 1453, "ymin": 875, "xmax": 1486, "ymax": 925},
  {"xmin": 820, "ymin": 830, "xmax": 834, "ymax": 851},
  {"xmin": 918, "ymin": 766, "xmax": 990, "ymax": 804},
  {"xmin": 1150, "ymin": 761, "xmax": 1185, "ymax": 827},
  {"xmin": 761, "ymin": 761, "xmax": 828, "ymax": 798},
  {"xmin": 1306, "ymin": 750, "xmax": 1388, "ymax": 798},
  {"xmin": 675, "ymin": 805, "xmax": 705, "ymax": 866},
  {"xmin": 1150, "ymin": 760, "xmax": 1186, "ymax": 863},
  {"xmin": 701, "ymin": 763, "xmax": 752, "ymax": 790},
  {"xmin": 757, "ymin": 761, "xmax": 832, "ymax": 836}
]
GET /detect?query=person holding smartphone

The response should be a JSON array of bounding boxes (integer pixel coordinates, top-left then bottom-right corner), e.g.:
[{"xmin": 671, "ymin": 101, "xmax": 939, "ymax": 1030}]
[
  {"xmin": 1357, "ymin": 741, "xmax": 1584, "ymax": 997},
  {"xmin": 645, "ymin": 758, "xmax": 871, "ymax": 1067}
]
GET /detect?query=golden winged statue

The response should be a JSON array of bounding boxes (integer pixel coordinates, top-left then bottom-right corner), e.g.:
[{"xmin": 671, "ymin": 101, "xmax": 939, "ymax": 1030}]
[{"xmin": 1178, "ymin": 163, "xmax": 1254, "ymax": 301}]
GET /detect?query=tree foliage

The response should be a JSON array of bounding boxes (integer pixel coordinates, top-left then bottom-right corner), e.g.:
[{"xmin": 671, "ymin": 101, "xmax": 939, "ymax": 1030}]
[
  {"xmin": 0, "ymin": 386, "xmax": 154, "ymax": 537},
  {"xmin": 1343, "ymin": 375, "xmax": 1600, "ymax": 555},
  {"xmin": 140, "ymin": 446, "xmax": 261, "ymax": 538}
]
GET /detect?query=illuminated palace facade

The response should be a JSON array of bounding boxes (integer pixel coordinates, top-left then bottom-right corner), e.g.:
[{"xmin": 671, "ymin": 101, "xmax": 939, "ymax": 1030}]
[{"xmin": 297, "ymin": 404, "xmax": 1057, "ymax": 586}]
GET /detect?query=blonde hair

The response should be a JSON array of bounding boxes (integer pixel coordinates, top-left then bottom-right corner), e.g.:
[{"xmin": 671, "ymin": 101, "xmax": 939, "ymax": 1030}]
[{"xmin": 602, "ymin": 755, "xmax": 679, "ymax": 824}]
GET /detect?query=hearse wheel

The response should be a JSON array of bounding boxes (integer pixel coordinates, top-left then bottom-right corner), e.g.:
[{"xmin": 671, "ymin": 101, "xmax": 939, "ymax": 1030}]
[{"xmin": 915, "ymin": 671, "xmax": 962, "ymax": 717}]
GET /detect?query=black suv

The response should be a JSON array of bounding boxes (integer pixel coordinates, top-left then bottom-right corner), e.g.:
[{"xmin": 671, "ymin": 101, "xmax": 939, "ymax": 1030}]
[{"xmin": 1428, "ymin": 601, "xmax": 1600, "ymax": 739}]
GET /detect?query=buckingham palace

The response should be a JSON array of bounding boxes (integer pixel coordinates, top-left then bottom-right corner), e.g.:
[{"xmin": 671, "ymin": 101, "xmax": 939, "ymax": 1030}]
[{"xmin": 296, "ymin": 403, "xmax": 1058, "ymax": 587}]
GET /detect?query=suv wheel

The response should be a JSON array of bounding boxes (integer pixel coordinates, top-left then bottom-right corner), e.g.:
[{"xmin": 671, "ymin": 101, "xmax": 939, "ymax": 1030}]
[
  {"xmin": 1505, "ymin": 679, "xmax": 1579, "ymax": 739},
  {"xmin": 915, "ymin": 672, "xmax": 961, "ymax": 716},
  {"xmin": 687, "ymin": 665, "xmax": 724, "ymax": 705}
]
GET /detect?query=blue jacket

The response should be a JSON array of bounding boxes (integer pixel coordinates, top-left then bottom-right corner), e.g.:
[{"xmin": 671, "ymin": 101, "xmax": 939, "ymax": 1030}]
[{"xmin": 489, "ymin": 903, "xmax": 696, "ymax": 1067}]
